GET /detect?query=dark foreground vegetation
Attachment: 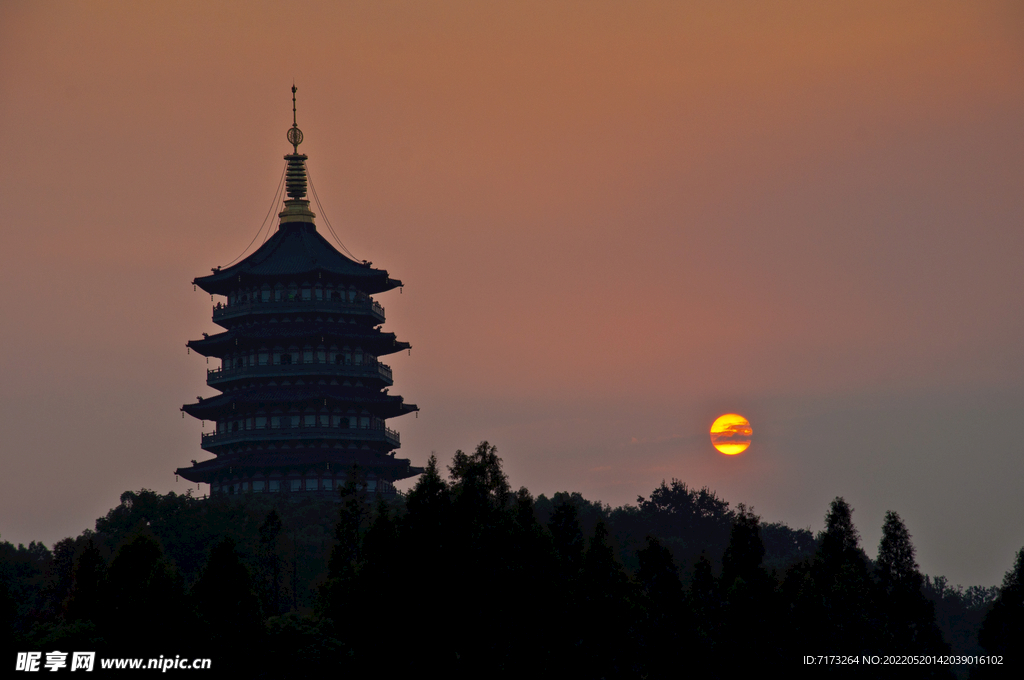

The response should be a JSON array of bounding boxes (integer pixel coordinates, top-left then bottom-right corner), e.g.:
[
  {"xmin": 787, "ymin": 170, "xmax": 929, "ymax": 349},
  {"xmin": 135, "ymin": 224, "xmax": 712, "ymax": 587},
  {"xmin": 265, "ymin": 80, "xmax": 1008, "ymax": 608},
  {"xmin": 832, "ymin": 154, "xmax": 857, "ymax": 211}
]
[{"xmin": 2, "ymin": 443, "xmax": 1021, "ymax": 677}]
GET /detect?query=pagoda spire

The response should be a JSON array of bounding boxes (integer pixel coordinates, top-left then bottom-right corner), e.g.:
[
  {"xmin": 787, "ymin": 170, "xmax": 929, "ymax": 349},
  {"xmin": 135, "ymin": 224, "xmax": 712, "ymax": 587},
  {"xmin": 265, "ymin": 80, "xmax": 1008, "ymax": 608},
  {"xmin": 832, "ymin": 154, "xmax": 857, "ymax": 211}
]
[{"xmin": 279, "ymin": 84, "xmax": 316, "ymax": 225}]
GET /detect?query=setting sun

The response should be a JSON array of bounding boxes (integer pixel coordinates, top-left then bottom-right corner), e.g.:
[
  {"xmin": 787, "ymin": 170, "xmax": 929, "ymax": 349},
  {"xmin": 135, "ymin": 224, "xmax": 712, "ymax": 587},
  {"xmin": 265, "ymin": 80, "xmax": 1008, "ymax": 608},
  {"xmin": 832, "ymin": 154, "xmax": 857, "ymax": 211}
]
[{"xmin": 710, "ymin": 414, "xmax": 752, "ymax": 455}]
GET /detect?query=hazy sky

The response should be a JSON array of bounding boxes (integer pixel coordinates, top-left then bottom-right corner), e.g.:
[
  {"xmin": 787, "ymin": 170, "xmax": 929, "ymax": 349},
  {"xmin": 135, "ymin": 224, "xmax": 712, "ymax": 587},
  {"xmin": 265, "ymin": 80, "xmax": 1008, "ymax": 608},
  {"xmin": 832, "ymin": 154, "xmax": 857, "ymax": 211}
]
[{"xmin": 1, "ymin": 1, "xmax": 1022, "ymax": 587}]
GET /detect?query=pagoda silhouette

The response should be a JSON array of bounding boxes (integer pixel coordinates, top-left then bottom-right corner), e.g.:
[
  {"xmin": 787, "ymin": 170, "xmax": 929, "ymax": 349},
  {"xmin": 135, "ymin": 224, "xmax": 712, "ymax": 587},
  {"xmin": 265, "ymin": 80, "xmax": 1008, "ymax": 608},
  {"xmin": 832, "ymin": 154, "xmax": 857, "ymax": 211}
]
[{"xmin": 176, "ymin": 88, "xmax": 420, "ymax": 496}]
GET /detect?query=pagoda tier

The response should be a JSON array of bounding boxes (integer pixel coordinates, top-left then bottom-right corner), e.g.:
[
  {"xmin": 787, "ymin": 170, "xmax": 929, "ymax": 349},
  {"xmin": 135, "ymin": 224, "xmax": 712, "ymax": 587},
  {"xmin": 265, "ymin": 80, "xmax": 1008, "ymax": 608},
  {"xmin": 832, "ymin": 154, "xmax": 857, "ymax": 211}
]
[
  {"xmin": 176, "ymin": 93, "xmax": 420, "ymax": 496},
  {"xmin": 175, "ymin": 449, "xmax": 418, "ymax": 494},
  {"xmin": 182, "ymin": 385, "xmax": 417, "ymax": 420},
  {"xmin": 186, "ymin": 321, "xmax": 410, "ymax": 359},
  {"xmin": 194, "ymin": 221, "xmax": 403, "ymax": 297}
]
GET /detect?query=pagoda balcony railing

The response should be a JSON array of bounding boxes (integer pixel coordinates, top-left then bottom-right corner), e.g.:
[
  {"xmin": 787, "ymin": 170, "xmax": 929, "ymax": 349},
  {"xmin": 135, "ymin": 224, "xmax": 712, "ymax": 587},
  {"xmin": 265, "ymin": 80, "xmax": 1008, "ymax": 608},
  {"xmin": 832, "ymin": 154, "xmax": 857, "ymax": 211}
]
[
  {"xmin": 207, "ymin": 361, "xmax": 393, "ymax": 385},
  {"xmin": 212, "ymin": 298, "xmax": 385, "ymax": 324},
  {"xmin": 201, "ymin": 423, "xmax": 400, "ymax": 449}
]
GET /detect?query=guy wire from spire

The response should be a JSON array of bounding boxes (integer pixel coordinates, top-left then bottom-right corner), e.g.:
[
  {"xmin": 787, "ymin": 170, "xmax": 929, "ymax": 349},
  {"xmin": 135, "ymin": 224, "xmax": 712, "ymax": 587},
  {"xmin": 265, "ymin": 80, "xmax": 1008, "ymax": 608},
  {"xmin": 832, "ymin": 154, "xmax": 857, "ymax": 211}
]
[
  {"xmin": 306, "ymin": 166, "xmax": 361, "ymax": 262},
  {"xmin": 221, "ymin": 161, "xmax": 288, "ymax": 267}
]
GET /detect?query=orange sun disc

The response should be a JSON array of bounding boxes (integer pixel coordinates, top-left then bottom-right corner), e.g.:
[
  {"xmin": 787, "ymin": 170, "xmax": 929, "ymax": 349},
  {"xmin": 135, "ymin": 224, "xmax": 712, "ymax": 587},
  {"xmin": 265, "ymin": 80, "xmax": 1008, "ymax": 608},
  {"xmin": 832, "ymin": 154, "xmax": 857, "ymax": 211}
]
[{"xmin": 710, "ymin": 414, "xmax": 752, "ymax": 455}]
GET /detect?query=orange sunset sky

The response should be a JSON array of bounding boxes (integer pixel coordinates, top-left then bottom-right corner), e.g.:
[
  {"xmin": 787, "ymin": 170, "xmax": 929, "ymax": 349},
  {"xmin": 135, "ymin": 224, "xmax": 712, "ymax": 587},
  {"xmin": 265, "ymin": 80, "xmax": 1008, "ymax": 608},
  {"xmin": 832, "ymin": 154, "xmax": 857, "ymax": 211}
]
[{"xmin": 1, "ymin": 1, "xmax": 1022, "ymax": 587}]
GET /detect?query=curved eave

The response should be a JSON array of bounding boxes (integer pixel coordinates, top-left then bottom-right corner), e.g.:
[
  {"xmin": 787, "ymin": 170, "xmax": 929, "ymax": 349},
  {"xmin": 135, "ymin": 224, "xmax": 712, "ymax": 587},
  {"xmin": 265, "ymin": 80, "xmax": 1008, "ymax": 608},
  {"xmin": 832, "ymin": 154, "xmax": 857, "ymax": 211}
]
[
  {"xmin": 187, "ymin": 324, "xmax": 411, "ymax": 358},
  {"xmin": 176, "ymin": 451, "xmax": 423, "ymax": 484},
  {"xmin": 182, "ymin": 386, "xmax": 418, "ymax": 420},
  {"xmin": 193, "ymin": 222, "xmax": 402, "ymax": 296}
]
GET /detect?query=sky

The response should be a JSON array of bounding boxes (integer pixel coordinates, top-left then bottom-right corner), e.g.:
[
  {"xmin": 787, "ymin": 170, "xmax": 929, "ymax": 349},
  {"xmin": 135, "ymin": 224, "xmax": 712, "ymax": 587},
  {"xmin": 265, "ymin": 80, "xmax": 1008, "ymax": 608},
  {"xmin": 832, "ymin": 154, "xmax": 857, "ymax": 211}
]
[{"xmin": 1, "ymin": 0, "xmax": 1022, "ymax": 587}]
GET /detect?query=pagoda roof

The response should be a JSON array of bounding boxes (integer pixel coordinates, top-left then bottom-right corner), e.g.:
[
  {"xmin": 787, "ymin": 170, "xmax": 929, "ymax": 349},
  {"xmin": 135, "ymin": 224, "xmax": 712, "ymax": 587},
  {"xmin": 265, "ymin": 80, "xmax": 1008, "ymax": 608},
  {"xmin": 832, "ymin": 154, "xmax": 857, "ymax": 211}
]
[
  {"xmin": 175, "ymin": 449, "xmax": 423, "ymax": 484},
  {"xmin": 195, "ymin": 222, "xmax": 402, "ymax": 295},
  {"xmin": 182, "ymin": 385, "xmax": 418, "ymax": 420},
  {"xmin": 187, "ymin": 321, "xmax": 410, "ymax": 358}
]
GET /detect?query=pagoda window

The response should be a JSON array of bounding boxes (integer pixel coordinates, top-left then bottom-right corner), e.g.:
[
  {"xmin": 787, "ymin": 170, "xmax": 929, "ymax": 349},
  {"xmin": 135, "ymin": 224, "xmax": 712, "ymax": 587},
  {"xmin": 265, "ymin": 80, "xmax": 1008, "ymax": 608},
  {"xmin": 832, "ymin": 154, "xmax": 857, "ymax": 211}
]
[
  {"xmin": 354, "ymin": 352, "xmax": 363, "ymax": 366},
  {"xmin": 314, "ymin": 286, "xmax": 323, "ymax": 300},
  {"xmin": 290, "ymin": 479, "xmax": 301, "ymax": 492},
  {"xmin": 359, "ymin": 416, "xmax": 370, "ymax": 429},
  {"xmin": 258, "ymin": 352, "xmax": 269, "ymax": 365},
  {"xmin": 287, "ymin": 285, "xmax": 298, "ymax": 301},
  {"xmin": 343, "ymin": 352, "xmax": 352, "ymax": 365},
  {"xmin": 304, "ymin": 414, "xmax": 315, "ymax": 427},
  {"xmin": 278, "ymin": 353, "xmax": 292, "ymax": 365},
  {"xmin": 255, "ymin": 416, "xmax": 267, "ymax": 429},
  {"xmin": 268, "ymin": 480, "xmax": 280, "ymax": 492},
  {"xmin": 323, "ymin": 478, "xmax": 334, "ymax": 491},
  {"xmin": 316, "ymin": 349, "xmax": 326, "ymax": 363},
  {"xmin": 305, "ymin": 478, "xmax": 317, "ymax": 491},
  {"xmin": 302, "ymin": 287, "xmax": 312, "ymax": 301},
  {"xmin": 303, "ymin": 350, "xmax": 313, "ymax": 364},
  {"xmin": 262, "ymin": 289, "xmax": 271, "ymax": 302},
  {"xmin": 252, "ymin": 480, "xmax": 265, "ymax": 493}
]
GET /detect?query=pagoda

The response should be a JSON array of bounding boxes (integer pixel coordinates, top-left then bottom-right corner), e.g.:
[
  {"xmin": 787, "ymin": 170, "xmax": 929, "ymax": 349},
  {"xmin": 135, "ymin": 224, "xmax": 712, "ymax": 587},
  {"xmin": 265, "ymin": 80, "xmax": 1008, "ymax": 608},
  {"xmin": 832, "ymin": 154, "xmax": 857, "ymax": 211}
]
[{"xmin": 176, "ymin": 88, "xmax": 420, "ymax": 496}]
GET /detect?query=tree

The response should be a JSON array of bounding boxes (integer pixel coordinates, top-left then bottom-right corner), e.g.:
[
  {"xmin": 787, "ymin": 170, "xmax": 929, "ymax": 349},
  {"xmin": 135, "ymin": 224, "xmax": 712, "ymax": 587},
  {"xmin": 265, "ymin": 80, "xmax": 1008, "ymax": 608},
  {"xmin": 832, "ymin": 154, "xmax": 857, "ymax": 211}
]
[
  {"xmin": 688, "ymin": 553, "xmax": 720, "ymax": 653},
  {"xmin": 327, "ymin": 466, "xmax": 370, "ymax": 578},
  {"xmin": 577, "ymin": 521, "xmax": 633, "ymax": 677},
  {"xmin": 819, "ymin": 497, "xmax": 861, "ymax": 562},
  {"xmin": 635, "ymin": 537, "xmax": 687, "ymax": 676},
  {"xmin": 876, "ymin": 511, "xmax": 921, "ymax": 593},
  {"xmin": 721, "ymin": 504, "xmax": 766, "ymax": 586},
  {"xmin": 636, "ymin": 479, "xmax": 734, "ymax": 580},
  {"xmin": 405, "ymin": 454, "xmax": 451, "ymax": 527},
  {"xmin": 718, "ymin": 505, "xmax": 780, "ymax": 665},
  {"xmin": 65, "ymin": 538, "xmax": 105, "ymax": 624},
  {"xmin": 549, "ymin": 496, "xmax": 585, "ymax": 581},
  {"xmin": 190, "ymin": 536, "xmax": 263, "ymax": 654},
  {"xmin": 977, "ymin": 546, "xmax": 1024, "ymax": 657},
  {"xmin": 257, "ymin": 509, "xmax": 284, "ymax": 617},
  {"xmin": 805, "ymin": 497, "xmax": 878, "ymax": 654},
  {"xmin": 104, "ymin": 531, "xmax": 189, "ymax": 652},
  {"xmin": 874, "ymin": 511, "xmax": 951, "ymax": 672},
  {"xmin": 448, "ymin": 441, "xmax": 510, "ymax": 515}
]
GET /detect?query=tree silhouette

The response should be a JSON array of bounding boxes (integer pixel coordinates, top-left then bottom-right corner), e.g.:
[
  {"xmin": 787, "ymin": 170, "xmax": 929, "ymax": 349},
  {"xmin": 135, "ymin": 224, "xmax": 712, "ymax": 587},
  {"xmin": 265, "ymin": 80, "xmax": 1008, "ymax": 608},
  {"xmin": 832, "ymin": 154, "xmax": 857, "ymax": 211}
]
[
  {"xmin": 635, "ymin": 536, "xmax": 687, "ymax": 677},
  {"xmin": 65, "ymin": 538, "xmax": 105, "ymax": 625},
  {"xmin": 257, "ymin": 508, "xmax": 284, "ymax": 617},
  {"xmin": 104, "ymin": 531, "xmax": 189, "ymax": 653},
  {"xmin": 805, "ymin": 497, "xmax": 878, "ymax": 654},
  {"xmin": 977, "ymin": 546, "xmax": 1024, "ymax": 664},
  {"xmin": 191, "ymin": 536, "xmax": 263, "ymax": 658},
  {"xmin": 688, "ymin": 552, "xmax": 720, "ymax": 654},
  {"xmin": 874, "ymin": 511, "xmax": 952, "ymax": 677},
  {"xmin": 578, "ymin": 521, "xmax": 633, "ymax": 676},
  {"xmin": 718, "ymin": 505, "xmax": 781, "ymax": 666}
]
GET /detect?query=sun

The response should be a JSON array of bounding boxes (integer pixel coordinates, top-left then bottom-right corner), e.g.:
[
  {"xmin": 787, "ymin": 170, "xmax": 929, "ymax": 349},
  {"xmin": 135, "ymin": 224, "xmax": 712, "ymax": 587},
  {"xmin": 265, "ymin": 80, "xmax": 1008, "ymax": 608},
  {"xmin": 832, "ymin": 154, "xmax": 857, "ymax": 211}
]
[{"xmin": 710, "ymin": 414, "xmax": 752, "ymax": 455}]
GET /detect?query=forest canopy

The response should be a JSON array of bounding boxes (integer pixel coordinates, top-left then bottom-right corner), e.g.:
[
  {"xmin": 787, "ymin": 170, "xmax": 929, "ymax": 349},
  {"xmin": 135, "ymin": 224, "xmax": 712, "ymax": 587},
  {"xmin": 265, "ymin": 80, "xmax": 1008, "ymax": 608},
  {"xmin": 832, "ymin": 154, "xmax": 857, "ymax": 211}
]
[{"xmin": 0, "ymin": 442, "xmax": 1015, "ymax": 677}]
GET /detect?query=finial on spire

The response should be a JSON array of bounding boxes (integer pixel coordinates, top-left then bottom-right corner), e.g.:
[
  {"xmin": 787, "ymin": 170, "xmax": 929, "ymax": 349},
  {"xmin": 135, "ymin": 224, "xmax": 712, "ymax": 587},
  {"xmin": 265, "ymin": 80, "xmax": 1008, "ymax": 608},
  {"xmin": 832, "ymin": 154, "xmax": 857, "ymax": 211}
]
[
  {"xmin": 280, "ymin": 85, "xmax": 315, "ymax": 225},
  {"xmin": 287, "ymin": 84, "xmax": 303, "ymax": 153}
]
